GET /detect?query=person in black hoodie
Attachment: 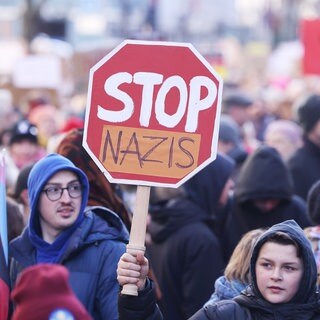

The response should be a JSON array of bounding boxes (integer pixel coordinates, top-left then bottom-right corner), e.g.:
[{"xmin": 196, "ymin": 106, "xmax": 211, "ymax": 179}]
[
  {"xmin": 145, "ymin": 153, "xmax": 235, "ymax": 320},
  {"xmin": 288, "ymin": 94, "xmax": 320, "ymax": 200},
  {"xmin": 118, "ymin": 220, "xmax": 320, "ymax": 320},
  {"xmin": 222, "ymin": 145, "xmax": 311, "ymax": 261}
]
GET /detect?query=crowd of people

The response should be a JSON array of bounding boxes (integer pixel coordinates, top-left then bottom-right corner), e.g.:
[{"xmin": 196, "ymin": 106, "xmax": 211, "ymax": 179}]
[{"xmin": 2, "ymin": 47, "xmax": 320, "ymax": 320}]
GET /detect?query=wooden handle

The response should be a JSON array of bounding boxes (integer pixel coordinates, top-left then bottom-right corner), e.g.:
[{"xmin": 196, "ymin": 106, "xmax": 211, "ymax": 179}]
[{"xmin": 121, "ymin": 185, "xmax": 150, "ymax": 296}]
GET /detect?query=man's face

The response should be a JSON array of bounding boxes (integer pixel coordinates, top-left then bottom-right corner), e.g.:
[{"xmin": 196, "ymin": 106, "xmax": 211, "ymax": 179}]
[
  {"xmin": 38, "ymin": 170, "xmax": 82, "ymax": 243},
  {"xmin": 255, "ymin": 241, "xmax": 303, "ymax": 304}
]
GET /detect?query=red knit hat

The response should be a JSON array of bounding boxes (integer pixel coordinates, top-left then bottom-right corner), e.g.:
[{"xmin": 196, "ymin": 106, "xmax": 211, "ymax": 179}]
[{"xmin": 11, "ymin": 264, "xmax": 92, "ymax": 320}]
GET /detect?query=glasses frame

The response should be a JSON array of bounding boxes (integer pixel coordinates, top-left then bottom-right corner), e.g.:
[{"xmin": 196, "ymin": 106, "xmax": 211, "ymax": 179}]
[{"xmin": 42, "ymin": 183, "xmax": 83, "ymax": 201}]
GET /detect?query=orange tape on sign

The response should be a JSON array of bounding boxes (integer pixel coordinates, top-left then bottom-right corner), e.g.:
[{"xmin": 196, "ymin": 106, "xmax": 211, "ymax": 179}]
[{"xmin": 99, "ymin": 125, "xmax": 200, "ymax": 179}]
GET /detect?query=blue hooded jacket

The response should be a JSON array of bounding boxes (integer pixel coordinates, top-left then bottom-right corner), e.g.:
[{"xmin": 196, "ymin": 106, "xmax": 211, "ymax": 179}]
[{"xmin": 10, "ymin": 154, "xmax": 129, "ymax": 320}]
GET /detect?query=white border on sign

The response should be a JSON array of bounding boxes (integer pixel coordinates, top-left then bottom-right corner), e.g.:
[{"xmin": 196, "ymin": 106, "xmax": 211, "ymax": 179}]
[{"xmin": 83, "ymin": 39, "xmax": 223, "ymax": 188}]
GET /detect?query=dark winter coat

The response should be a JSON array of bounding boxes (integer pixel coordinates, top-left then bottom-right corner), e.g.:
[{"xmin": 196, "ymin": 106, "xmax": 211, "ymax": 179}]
[
  {"xmin": 146, "ymin": 154, "xmax": 234, "ymax": 320},
  {"xmin": 118, "ymin": 279, "xmax": 162, "ymax": 320},
  {"xmin": 288, "ymin": 138, "xmax": 320, "ymax": 200},
  {"xmin": 10, "ymin": 207, "xmax": 129, "ymax": 320},
  {"xmin": 9, "ymin": 154, "xmax": 129, "ymax": 320},
  {"xmin": 223, "ymin": 146, "xmax": 311, "ymax": 260}
]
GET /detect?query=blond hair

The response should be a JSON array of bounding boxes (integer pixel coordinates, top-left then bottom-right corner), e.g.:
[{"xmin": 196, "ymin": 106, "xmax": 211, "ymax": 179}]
[{"xmin": 224, "ymin": 228, "xmax": 264, "ymax": 284}]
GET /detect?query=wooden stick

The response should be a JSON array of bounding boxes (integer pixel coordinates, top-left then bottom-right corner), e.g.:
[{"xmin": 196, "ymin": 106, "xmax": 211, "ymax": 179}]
[{"xmin": 121, "ymin": 185, "xmax": 151, "ymax": 296}]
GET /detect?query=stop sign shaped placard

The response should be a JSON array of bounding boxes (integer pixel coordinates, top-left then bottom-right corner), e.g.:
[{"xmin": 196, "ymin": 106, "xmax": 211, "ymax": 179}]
[{"xmin": 83, "ymin": 40, "xmax": 223, "ymax": 187}]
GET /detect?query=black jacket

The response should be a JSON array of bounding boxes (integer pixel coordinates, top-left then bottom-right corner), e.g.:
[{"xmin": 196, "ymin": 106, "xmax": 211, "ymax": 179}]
[
  {"xmin": 288, "ymin": 138, "xmax": 320, "ymax": 200},
  {"xmin": 223, "ymin": 146, "xmax": 311, "ymax": 260},
  {"xmin": 10, "ymin": 208, "xmax": 129, "ymax": 320},
  {"xmin": 146, "ymin": 154, "xmax": 234, "ymax": 320}
]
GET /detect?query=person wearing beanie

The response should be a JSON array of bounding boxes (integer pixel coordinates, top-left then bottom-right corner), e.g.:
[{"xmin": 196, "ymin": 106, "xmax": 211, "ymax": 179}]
[
  {"xmin": 218, "ymin": 115, "xmax": 248, "ymax": 181},
  {"xmin": 221, "ymin": 145, "xmax": 311, "ymax": 261},
  {"xmin": 9, "ymin": 154, "xmax": 129, "ymax": 319},
  {"xmin": 8, "ymin": 119, "xmax": 46, "ymax": 170},
  {"xmin": 117, "ymin": 220, "xmax": 320, "ymax": 320},
  {"xmin": 288, "ymin": 93, "xmax": 320, "ymax": 200},
  {"xmin": 11, "ymin": 263, "xmax": 92, "ymax": 320}
]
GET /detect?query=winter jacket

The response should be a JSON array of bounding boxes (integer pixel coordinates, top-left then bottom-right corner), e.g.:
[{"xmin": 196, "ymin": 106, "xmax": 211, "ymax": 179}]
[
  {"xmin": 223, "ymin": 146, "xmax": 311, "ymax": 260},
  {"xmin": 146, "ymin": 154, "xmax": 234, "ymax": 319},
  {"xmin": 288, "ymin": 138, "xmax": 320, "ymax": 200},
  {"xmin": 118, "ymin": 279, "xmax": 162, "ymax": 320},
  {"xmin": 204, "ymin": 276, "xmax": 247, "ymax": 305},
  {"xmin": 9, "ymin": 154, "xmax": 129, "ymax": 320},
  {"xmin": 10, "ymin": 207, "xmax": 129, "ymax": 320}
]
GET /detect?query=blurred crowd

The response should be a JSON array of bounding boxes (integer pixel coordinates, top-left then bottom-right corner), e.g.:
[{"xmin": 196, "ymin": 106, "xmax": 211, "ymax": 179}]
[{"xmin": 3, "ymin": 32, "xmax": 320, "ymax": 319}]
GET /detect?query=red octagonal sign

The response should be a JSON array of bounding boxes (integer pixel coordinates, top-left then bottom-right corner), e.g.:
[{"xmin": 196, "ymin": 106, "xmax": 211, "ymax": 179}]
[{"xmin": 83, "ymin": 40, "xmax": 223, "ymax": 187}]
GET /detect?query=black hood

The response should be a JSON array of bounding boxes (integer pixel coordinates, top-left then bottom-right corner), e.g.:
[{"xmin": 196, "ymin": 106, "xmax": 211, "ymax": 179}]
[
  {"xmin": 183, "ymin": 153, "xmax": 235, "ymax": 215},
  {"xmin": 235, "ymin": 146, "xmax": 293, "ymax": 203},
  {"xmin": 149, "ymin": 153, "xmax": 235, "ymax": 244}
]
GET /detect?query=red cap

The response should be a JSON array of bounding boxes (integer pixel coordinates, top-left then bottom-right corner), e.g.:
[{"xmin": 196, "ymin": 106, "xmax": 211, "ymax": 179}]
[{"xmin": 11, "ymin": 264, "xmax": 92, "ymax": 320}]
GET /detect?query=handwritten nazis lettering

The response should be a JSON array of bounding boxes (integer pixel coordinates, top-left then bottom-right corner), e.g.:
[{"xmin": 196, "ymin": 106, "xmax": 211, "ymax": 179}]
[
  {"xmin": 99, "ymin": 126, "xmax": 201, "ymax": 179},
  {"xmin": 97, "ymin": 72, "xmax": 217, "ymax": 133}
]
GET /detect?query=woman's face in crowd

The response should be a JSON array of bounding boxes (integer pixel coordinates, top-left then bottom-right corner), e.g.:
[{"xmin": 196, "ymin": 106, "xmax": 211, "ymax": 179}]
[{"xmin": 255, "ymin": 241, "xmax": 303, "ymax": 304}]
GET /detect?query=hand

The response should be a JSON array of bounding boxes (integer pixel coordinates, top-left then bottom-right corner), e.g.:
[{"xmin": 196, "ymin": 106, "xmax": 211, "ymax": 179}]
[{"xmin": 117, "ymin": 251, "xmax": 149, "ymax": 291}]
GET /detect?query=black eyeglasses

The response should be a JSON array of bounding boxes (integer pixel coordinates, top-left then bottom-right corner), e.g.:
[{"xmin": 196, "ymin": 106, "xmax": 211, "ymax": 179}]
[{"xmin": 42, "ymin": 183, "xmax": 83, "ymax": 201}]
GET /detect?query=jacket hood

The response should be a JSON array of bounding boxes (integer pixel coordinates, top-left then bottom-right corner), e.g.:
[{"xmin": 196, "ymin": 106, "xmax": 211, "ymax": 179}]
[
  {"xmin": 183, "ymin": 153, "xmax": 235, "ymax": 215},
  {"xmin": 148, "ymin": 198, "xmax": 208, "ymax": 243},
  {"xmin": 27, "ymin": 154, "xmax": 89, "ymax": 238},
  {"xmin": 250, "ymin": 219, "xmax": 318, "ymax": 304},
  {"xmin": 85, "ymin": 206, "xmax": 129, "ymax": 243},
  {"xmin": 235, "ymin": 146, "xmax": 293, "ymax": 203}
]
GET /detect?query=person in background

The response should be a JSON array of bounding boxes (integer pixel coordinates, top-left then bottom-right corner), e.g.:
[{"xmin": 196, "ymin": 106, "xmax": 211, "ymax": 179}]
[
  {"xmin": 9, "ymin": 154, "xmax": 129, "ymax": 320},
  {"xmin": 222, "ymin": 91, "xmax": 253, "ymax": 128},
  {"xmin": 222, "ymin": 90, "xmax": 260, "ymax": 153},
  {"xmin": 264, "ymin": 119, "xmax": 303, "ymax": 163},
  {"xmin": 146, "ymin": 154, "xmax": 234, "ymax": 319},
  {"xmin": 304, "ymin": 179, "xmax": 320, "ymax": 286},
  {"xmin": 288, "ymin": 94, "xmax": 320, "ymax": 200},
  {"xmin": 218, "ymin": 115, "xmax": 248, "ymax": 181},
  {"xmin": 28, "ymin": 104, "xmax": 63, "ymax": 149},
  {"xmin": 204, "ymin": 228, "xmax": 264, "ymax": 305},
  {"xmin": 11, "ymin": 263, "xmax": 92, "ymax": 320},
  {"xmin": 222, "ymin": 145, "xmax": 311, "ymax": 261},
  {"xmin": 6, "ymin": 197, "xmax": 24, "ymax": 241},
  {"xmin": 9, "ymin": 163, "xmax": 34, "ymax": 225},
  {"xmin": 117, "ymin": 220, "xmax": 320, "ymax": 320},
  {"xmin": 8, "ymin": 119, "xmax": 46, "ymax": 171}
]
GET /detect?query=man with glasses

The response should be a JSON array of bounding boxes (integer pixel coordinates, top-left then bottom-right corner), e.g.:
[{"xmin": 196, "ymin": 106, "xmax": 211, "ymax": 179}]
[{"xmin": 9, "ymin": 154, "xmax": 129, "ymax": 319}]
